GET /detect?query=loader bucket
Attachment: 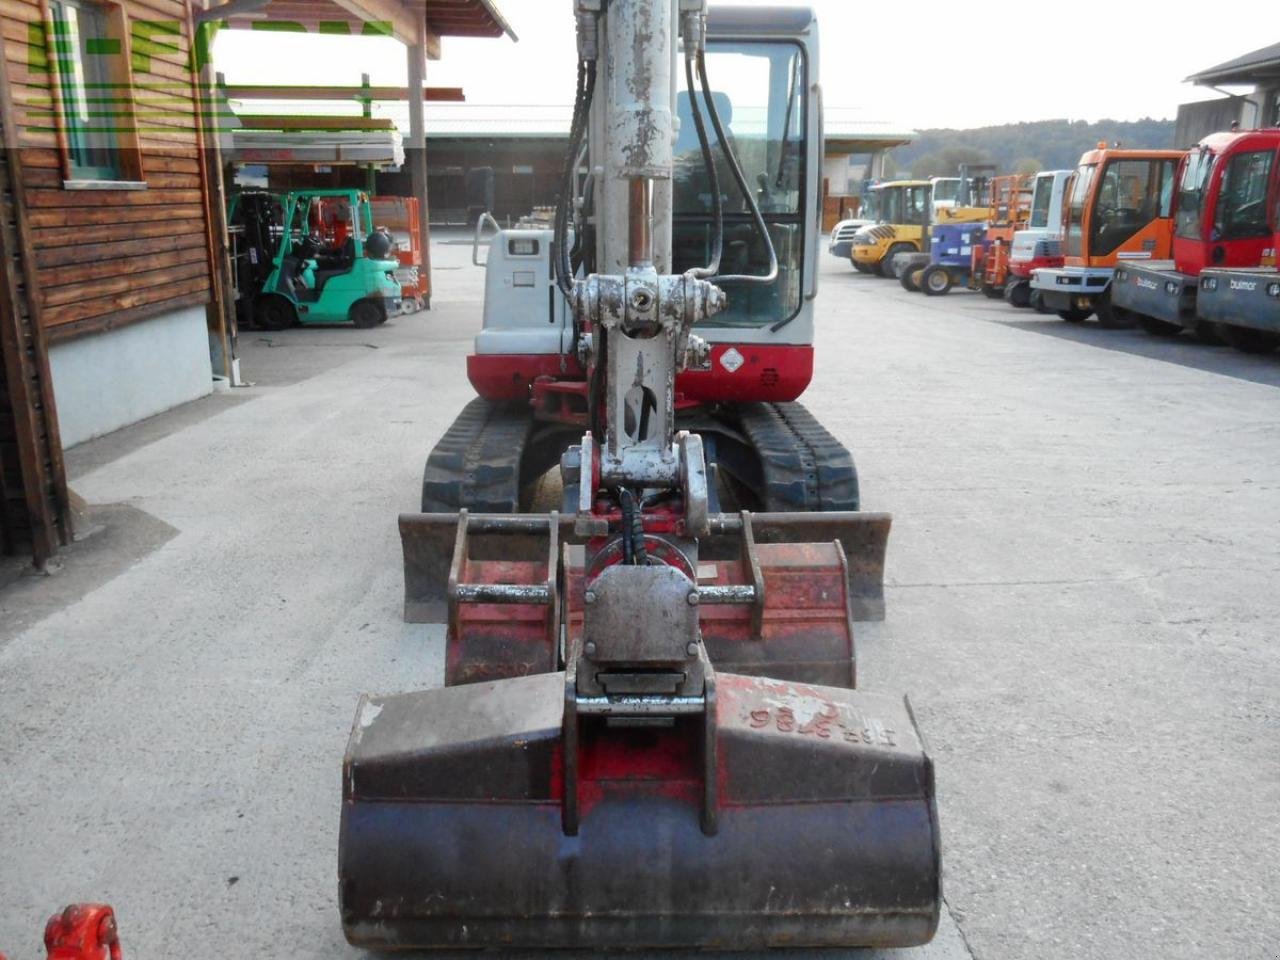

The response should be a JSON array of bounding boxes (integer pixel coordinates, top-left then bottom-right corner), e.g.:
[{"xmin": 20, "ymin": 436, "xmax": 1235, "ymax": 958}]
[
  {"xmin": 339, "ymin": 671, "xmax": 941, "ymax": 950},
  {"xmin": 400, "ymin": 510, "xmax": 891, "ymax": 625}
]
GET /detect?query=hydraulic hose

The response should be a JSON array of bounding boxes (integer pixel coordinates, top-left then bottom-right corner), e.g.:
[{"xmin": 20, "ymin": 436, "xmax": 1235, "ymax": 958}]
[
  {"xmin": 620, "ymin": 487, "xmax": 635, "ymax": 564},
  {"xmin": 697, "ymin": 49, "xmax": 778, "ymax": 286},
  {"xmin": 554, "ymin": 59, "xmax": 596, "ymax": 300},
  {"xmin": 684, "ymin": 52, "xmax": 722, "ymax": 279},
  {"xmin": 618, "ymin": 488, "xmax": 647, "ymax": 565}
]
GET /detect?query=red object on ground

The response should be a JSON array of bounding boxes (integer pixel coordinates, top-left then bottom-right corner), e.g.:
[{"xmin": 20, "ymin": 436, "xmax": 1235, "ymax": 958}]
[{"xmin": 44, "ymin": 905, "xmax": 122, "ymax": 960}]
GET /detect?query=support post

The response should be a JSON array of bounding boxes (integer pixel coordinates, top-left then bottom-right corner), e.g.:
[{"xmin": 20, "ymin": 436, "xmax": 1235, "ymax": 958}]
[
  {"xmin": 361, "ymin": 72, "xmax": 376, "ymax": 194},
  {"xmin": 191, "ymin": 12, "xmax": 238, "ymax": 387},
  {"xmin": 406, "ymin": 26, "xmax": 432, "ymax": 308}
]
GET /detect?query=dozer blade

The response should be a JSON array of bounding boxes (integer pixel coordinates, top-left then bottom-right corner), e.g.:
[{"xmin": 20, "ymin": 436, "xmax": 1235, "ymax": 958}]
[
  {"xmin": 400, "ymin": 510, "xmax": 891, "ymax": 625},
  {"xmin": 339, "ymin": 671, "xmax": 940, "ymax": 950}
]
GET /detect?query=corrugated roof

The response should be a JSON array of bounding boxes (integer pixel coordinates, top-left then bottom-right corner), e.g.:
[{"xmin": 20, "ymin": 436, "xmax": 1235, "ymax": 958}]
[{"xmin": 1186, "ymin": 41, "xmax": 1280, "ymax": 85}]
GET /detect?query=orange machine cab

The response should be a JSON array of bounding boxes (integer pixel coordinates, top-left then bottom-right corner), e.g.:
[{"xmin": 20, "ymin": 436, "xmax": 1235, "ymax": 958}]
[
  {"xmin": 1064, "ymin": 147, "xmax": 1182, "ymax": 270},
  {"xmin": 1032, "ymin": 145, "xmax": 1185, "ymax": 324}
]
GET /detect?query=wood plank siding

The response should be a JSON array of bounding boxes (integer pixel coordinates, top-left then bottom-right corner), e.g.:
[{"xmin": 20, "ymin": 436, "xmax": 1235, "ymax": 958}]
[
  {"xmin": 0, "ymin": 0, "xmax": 218, "ymax": 563},
  {"xmin": 1, "ymin": 0, "xmax": 216, "ymax": 341},
  {"xmin": 0, "ymin": 36, "xmax": 72, "ymax": 564}
]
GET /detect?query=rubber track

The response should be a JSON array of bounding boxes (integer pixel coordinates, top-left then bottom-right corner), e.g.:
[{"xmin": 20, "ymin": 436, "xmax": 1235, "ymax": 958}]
[
  {"xmin": 420, "ymin": 398, "xmax": 533, "ymax": 513},
  {"xmin": 734, "ymin": 402, "xmax": 860, "ymax": 512}
]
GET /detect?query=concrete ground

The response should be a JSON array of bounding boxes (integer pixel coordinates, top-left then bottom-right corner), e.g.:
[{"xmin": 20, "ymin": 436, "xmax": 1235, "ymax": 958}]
[{"xmin": 2, "ymin": 240, "xmax": 1278, "ymax": 960}]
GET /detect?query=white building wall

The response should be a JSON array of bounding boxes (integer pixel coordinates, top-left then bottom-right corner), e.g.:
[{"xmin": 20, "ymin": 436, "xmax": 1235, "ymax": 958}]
[
  {"xmin": 49, "ymin": 305, "xmax": 213, "ymax": 447},
  {"xmin": 823, "ymin": 155, "xmax": 851, "ymax": 194}
]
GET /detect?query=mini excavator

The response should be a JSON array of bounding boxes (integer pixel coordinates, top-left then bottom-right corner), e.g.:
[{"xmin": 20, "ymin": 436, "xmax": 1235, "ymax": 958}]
[{"xmin": 338, "ymin": 1, "xmax": 941, "ymax": 949}]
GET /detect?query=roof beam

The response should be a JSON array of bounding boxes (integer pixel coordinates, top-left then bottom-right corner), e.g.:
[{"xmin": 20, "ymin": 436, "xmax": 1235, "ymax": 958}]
[
  {"xmin": 222, "ymin": 83, "xmax": 464, "ymax": 101},
  {"xmin": 195, "ymin": 0, "xmax": 273, "ymax": 22},
  {"xmin": 330, "ymin": 0, "xmax": 438, "ymax": 53}
]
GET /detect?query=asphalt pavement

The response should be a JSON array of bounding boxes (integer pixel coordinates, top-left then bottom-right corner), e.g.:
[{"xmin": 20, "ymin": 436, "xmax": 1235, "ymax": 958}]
[{"xmin": 0, "ymin": 242, "xmax": 1276, "ymax": 960}]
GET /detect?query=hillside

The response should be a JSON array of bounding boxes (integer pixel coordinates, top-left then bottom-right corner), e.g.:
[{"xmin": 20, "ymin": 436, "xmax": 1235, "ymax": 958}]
[{"xmin": 887, "ymin": 118, "xmax": 1176, "ymax": 178}]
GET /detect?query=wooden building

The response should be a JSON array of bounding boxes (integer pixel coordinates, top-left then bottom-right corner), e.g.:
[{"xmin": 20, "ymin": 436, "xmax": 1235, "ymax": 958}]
[
  {"xmin": 0, "ymin": 0, "xmax": 511, "ymax": 568},
  {"xmin": 1, "ymin": 0, "xmax": 222, "ymax": 567},
  {"xmin": 1178, "ymin": 42, "xmax": 1280, "ymax": 146}
]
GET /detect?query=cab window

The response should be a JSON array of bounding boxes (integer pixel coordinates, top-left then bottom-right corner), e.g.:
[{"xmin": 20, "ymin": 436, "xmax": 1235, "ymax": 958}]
[
  {"xmin": 1214, "ymin": 149, "xmax": 1275, "ymax": 241},
  {"xmin": 1030, "ymin": 176, "xmax": 1053, "ymax": 229},
  {"xmin": 673, "ymin": 41, "xmax": 807, "ymax": 328},
  {"xmin": 879, "ymin": 188, "xmax": 902, "ymax": 224},
  {"xmin": 858, "ymin": 190, "xmax": 880, "ymax": 221},
  {"xmin": 1175, "ymin": 148, "xmax": 1213, "ymax": 240},
  {"xmin": 1065, "ymin": 163, "xmax": 1096, "ymax": 257},
  {"xmin": 932, "ymin": 179, "xmax": 959, "ymax": 203},
  {"xmin": 1089, "ymin": 158, "xmax": 1174, "ymax": 257},
  {"xmin": 905, "ymin": 185, "xmax": 929, "ymax": 225}
]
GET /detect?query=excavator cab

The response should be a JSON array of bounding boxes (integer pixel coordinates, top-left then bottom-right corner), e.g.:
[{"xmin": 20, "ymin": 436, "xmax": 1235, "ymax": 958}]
[
  {"xmin": 440, "ymin": 5, "xmax": 880, "ymax": 571},
  {"xmin": 469, "ymin": 7, "xmax": 824, "ymax": 408}
]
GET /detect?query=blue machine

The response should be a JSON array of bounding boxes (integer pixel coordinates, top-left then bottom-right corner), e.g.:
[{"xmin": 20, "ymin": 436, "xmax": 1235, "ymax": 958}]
[{"xmin": 920, "ymin": 222, "xmax": 986, "ymax": 296}]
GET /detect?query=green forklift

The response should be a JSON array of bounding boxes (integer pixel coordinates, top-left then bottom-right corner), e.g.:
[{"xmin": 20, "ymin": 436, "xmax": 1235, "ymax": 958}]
[{"xmin": 238, "ymin": 188, "xmax": 402, "ymax": 329}]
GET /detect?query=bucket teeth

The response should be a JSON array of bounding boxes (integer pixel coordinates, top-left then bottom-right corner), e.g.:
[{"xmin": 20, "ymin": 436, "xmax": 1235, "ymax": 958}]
[{"xmin": 339, "ymin": 672, "xmax": 940, "ymax": 950}]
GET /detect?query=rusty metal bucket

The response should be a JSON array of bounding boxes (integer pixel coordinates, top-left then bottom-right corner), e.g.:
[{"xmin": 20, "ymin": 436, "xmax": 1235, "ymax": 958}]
[
  {"xmin": 400, "ymin": 509, "xmax": 891, "ymax": 625},
  {"xmin": 339, "ymin": 670, "xmax": 940, "ymax": 950},
  {"xmin": 402, "ymin": 510, "xmax": 888, "ymax": 688}
]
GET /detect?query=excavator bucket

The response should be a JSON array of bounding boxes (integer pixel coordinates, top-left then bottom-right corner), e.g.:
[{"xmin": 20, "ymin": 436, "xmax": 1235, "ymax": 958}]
[
  {"xmin": 339, "ymin": 670, "xmax": 941, "ymax": 950},
  {"xmin": 400, "ymin": 508, "xmax": 891, "ymax": 627},
  {"xmin": 399, "ymin": 510, "xmax": 887, "ymax": 689}
]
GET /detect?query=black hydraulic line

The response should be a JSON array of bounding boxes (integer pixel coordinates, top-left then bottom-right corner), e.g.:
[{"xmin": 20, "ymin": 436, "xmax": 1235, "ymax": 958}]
[
  {"xmin": 552, "ymin": 62, "xmax": 583, "ymax": 298},
  {"xmin": 684, "ymin": 52, "xmax": 722, "ymax": 279},
  {"xmin": 553, "ymin": 61, "xmax": 583, "ymax": 297},
  {"xmin": 617, "ymin": 487, "xmax": 647, "ymax": 565},
  {"xmin": 620, "ymin": 487, "xmax": 635, "ymax": 564},
  {"xmin": 554, "ymin": 59, "xmax": 596, "ymax": 300},
  {"xmin": 697, "ymin": 49, "xmax": 778, "ymax": 286},
  {"xmin": 631, "ymin": 500, "xmax": 647, "ymax": 565}
]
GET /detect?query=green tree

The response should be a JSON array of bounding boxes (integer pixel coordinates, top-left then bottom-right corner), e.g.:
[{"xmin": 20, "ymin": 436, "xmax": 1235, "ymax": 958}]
[
  {"xmin": 889, "ymin": 118, "xmax": 1175, "ymax": 175},
  {"xmin": 1013, "ymin": 156, "xmax": 1043, "ymax": 175},
  {"xmin": 912, "ymin": 146, "xmax": 995, "ymax": 178}
]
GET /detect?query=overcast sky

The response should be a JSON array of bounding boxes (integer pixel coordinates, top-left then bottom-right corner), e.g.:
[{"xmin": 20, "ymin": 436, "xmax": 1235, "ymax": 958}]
[{"xmin": 214, "ymin": 0, "xmax": 1273, "ymax": 130}]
